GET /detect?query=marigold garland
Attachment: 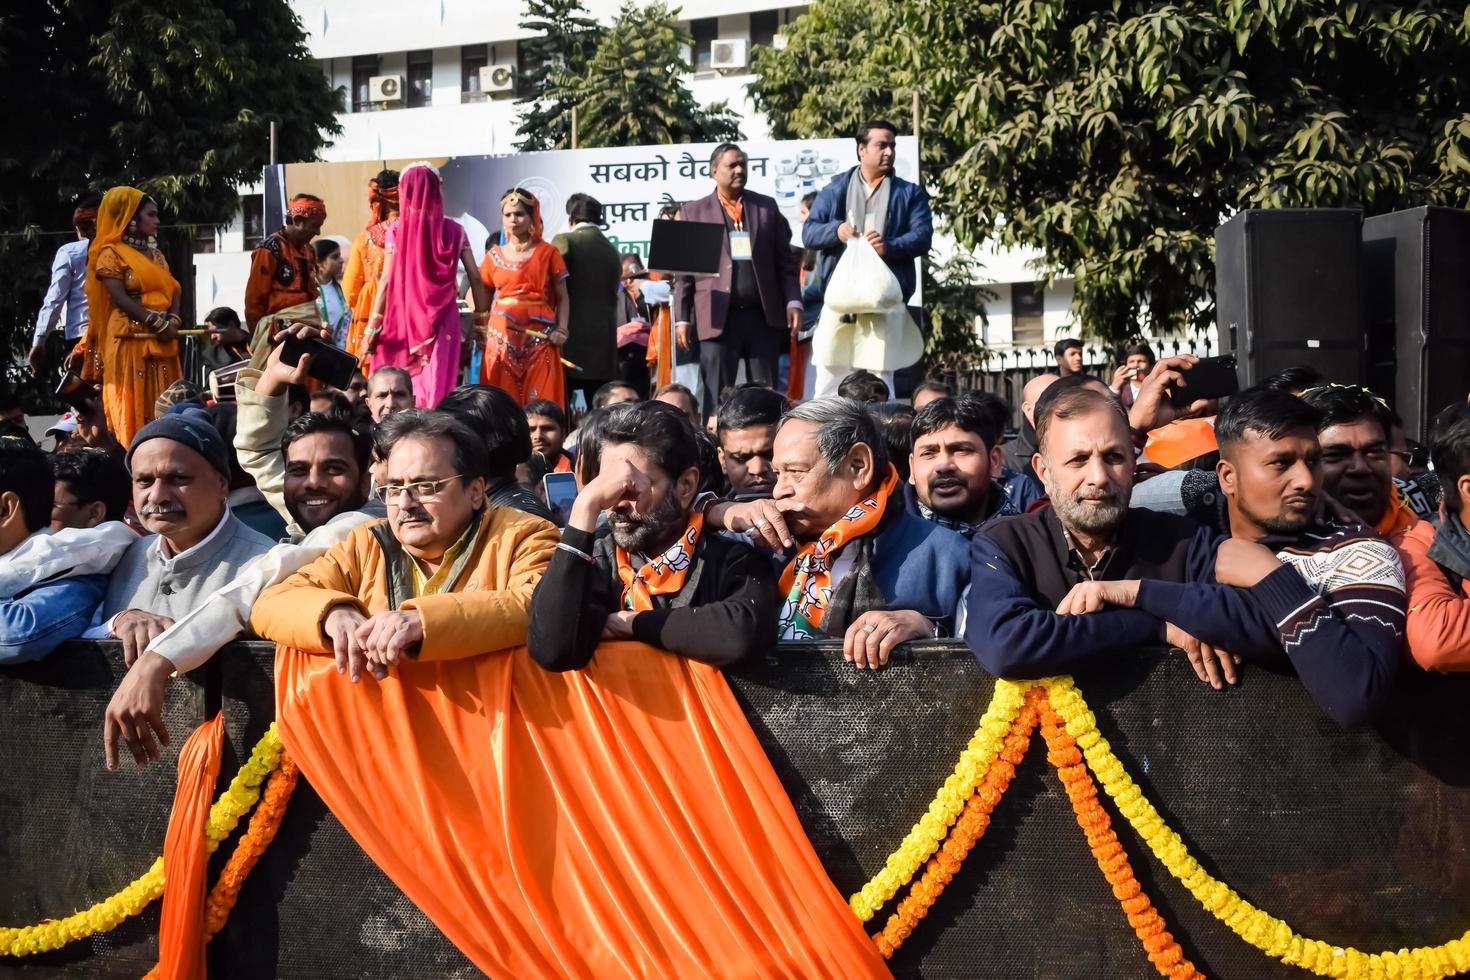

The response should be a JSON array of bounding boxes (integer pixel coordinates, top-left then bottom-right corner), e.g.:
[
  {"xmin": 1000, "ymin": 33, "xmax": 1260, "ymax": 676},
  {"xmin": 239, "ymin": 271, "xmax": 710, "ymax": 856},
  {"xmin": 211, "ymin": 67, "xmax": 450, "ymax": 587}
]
[
  {"xmin": 204, "ymin": 755, "xmax": 298, "ymax": 937},
  {"xmin": 0, "ymin": 725, "xmax": 285, "ymax": 958},
  {"xmin": 1044, "ymin": 676, "xmax": 1470, "ymax": 980},
  {"xmin": 872, "ymin": 689, "xmax": 1041, "ymax": 958},
  {"xmin": 1037, "ymin": 691, "xmax": 1203, "ymax": 980},
  {"xmin": 849, "ymin": 678, "xmax": 1027, "ymax": 921}
]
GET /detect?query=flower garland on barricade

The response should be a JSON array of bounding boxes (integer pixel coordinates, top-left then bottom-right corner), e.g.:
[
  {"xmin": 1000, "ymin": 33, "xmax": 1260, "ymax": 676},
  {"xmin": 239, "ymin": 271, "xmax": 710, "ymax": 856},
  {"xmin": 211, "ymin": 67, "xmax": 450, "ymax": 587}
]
[
  {"xmin": 205, "ymin": 755, "xmax": 299, "ymax": 937},
  {"xmin": 1044, "ymin": 677, "xmax": 1470, "ymax": 980},
  {"xmin": 855, "ymin": 677, "xmax": 1470, "ymax": 979},
  {"xmin": 0, "ymin": 725, "xmax": 286, "ymax": 958},
  {"xmin": 872, "ymin": 688, "xmax": 1040, "ymax": 958},
  {"xmin": 1037, "ymin": 690, "xmax": 1202, "ymax": 980},
  {"xmin": 848, "ymin": 679, "xmax": 1026, "ymax": 922}
]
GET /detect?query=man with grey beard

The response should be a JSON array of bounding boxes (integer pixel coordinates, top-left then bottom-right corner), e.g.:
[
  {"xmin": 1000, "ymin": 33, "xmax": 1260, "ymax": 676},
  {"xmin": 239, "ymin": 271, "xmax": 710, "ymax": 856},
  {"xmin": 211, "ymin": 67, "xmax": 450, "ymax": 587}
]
[
  {"xmin": 964, "ymin": 384, "xmax": 1279, "ymax": 682},
  {"xmin": 527, "ymin": 401, "xmax": 779, "ymax": 670},
  {"xmin": 88, "ymin": 411, "xmax": 275, "ymax": 666}
]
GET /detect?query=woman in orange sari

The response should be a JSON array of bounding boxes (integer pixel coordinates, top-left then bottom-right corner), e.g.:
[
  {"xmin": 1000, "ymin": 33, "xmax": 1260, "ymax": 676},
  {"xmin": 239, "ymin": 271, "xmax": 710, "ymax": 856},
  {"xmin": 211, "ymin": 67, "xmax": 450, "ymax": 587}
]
[
  {"xmin": 478, "ymin": 188, "xmax": 570, "ymax": 406},
  {"xmin": 341, "ymin": 169, "xmax": 399, "ymax": 368},
  {"xmin": 80, "ymin": 187, "xmax": 182, "ymax": 445}
]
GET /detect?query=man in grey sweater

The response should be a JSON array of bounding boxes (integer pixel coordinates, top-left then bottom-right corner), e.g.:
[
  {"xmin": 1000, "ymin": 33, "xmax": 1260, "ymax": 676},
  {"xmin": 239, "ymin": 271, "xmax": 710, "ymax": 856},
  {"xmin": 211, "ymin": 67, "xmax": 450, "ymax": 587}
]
[{"xmin": 88, "ymin": 411, "xmax": 274, "ymax": 668}]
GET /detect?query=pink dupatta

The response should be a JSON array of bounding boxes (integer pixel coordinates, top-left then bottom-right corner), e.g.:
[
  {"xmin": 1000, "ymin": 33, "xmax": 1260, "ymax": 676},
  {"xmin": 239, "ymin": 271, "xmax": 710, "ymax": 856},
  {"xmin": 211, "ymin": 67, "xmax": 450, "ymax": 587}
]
[{"xmin": 384, "ymin": 165, "xmax": 464, "ymax": 356}]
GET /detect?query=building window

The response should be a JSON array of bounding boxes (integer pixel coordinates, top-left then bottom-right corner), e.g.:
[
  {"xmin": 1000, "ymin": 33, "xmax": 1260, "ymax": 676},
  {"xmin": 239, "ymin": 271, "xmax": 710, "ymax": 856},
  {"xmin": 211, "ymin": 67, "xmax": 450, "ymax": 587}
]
[
  {"xmin": 750, "ymin": 10, "xmax": 780, "ymax": 49},
  {"xmin": 690, "ymin": 18, "xmax": 717, "ymax": 72},
  {"xmin": 191, "ymin": 223, "xmax": 217, "ymax": 255},
  {"xmin": 1011, "ymin": 282, "xmax": 1045, "ymax": 347},
  {"xmin": 241, "ymin": 196, "xmax": 265, "ymax": 250},
  {"xmin": 517, "ymin": 39, "xmax": 543, "ymax": 86},
  {"xmin": 351, "ymin": 55, "xmax": 380, "ymax": 113},
  {"xmin": 407, "ymin": 49, "xmax": 433, "ymax": 108},
  {"xmin": 462, "ymin": 44, "xmax": 488, "ymax": 102}
]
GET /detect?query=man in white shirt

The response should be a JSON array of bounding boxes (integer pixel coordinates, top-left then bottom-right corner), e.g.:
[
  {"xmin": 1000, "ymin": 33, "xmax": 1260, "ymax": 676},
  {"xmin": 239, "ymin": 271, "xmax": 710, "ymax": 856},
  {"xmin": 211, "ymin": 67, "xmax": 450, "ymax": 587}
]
[{"xmin": 29, "ymin": 195, "xmax": 99, "ymax": 375}]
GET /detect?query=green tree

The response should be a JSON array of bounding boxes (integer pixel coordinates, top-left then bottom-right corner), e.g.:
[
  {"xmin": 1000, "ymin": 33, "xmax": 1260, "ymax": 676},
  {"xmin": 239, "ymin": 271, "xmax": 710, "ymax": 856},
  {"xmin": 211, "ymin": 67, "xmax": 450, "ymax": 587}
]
[
  {"xmin": 922, "ymin": 250, "xmax": 997, "ymax": 373},
  {"xmin": 513, "ymin": 0, "xmax": 603, "ymax": 151},
  {"xmin": 556, "ymin": 1, "xmax": 743, "ymax": 148},
  {"xmin": 754, "ymin": 0, "xmax": 1470, "ymax": 343},
  {"xmin": 0, "ymin": 0, "xmax": 340, "ymax": 399}
]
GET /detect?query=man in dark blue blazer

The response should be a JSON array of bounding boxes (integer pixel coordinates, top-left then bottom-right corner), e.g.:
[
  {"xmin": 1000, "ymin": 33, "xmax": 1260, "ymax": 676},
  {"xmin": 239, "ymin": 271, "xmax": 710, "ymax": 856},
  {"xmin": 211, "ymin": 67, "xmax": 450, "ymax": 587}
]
[{"xmin": 802, "ymin": 120, "xmax": 934, "ymax": 303}]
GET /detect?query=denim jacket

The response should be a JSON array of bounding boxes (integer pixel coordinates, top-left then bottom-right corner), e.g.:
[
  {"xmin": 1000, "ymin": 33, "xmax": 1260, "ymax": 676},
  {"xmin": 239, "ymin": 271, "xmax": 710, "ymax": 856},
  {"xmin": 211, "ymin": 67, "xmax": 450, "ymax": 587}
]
[{"xmin": 0, "ymin": 574, "xmax": 107, "ymax": 664}]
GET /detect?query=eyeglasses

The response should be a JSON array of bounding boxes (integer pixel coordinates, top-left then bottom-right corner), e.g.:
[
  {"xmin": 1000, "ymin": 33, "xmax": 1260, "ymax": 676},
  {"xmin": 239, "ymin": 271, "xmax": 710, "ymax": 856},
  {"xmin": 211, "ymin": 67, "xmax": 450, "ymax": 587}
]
[{"xmin": 374, "ymin": 475, "xmax": 463, "ymax": 504}]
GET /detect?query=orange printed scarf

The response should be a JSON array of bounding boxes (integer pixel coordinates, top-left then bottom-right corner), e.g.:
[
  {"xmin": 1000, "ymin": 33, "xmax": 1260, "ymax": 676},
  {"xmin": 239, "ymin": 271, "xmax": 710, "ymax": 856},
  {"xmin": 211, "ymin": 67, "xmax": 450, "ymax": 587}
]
[
  {"xmin": 778, "ymin": 466, "xmax": 899, "ymax": 639},
  {"xmin": 616, "ymin": 512, "xmax": 705, "ymax": 611}
]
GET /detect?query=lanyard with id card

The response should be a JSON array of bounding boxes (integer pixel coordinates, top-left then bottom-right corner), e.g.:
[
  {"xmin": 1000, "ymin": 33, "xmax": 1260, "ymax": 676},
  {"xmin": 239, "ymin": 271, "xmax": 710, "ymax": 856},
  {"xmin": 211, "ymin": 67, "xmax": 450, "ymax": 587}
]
[{"xmin": 729, "ymin": 230, "xmax": 752, "ymax": 261}]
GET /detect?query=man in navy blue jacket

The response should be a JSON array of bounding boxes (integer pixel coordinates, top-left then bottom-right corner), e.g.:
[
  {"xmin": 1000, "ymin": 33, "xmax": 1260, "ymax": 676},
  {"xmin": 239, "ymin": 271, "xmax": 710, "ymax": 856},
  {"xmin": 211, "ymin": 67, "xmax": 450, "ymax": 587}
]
[
  {"xmin": 965, "ymin": 385, "xmax": 1276, "ymax": 688},
  {"xmin": 802, "ymin": 121, "xmax": 933, "ymax": 303}
]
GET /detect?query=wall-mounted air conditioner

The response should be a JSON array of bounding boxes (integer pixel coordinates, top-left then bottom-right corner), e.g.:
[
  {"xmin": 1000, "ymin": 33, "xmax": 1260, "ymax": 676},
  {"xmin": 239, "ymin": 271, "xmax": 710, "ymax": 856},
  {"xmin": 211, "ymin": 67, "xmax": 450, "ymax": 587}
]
[
  {"xmin": 479, "ymin": 64, "xmax": 516, "ymax": 96},
  {"xmin": 709, "ymin": 39, "xmax": 748, "ymax": 71},
  {"xmin": 369, "ymin": 75, "xmax": 404, "ymax": 103}
]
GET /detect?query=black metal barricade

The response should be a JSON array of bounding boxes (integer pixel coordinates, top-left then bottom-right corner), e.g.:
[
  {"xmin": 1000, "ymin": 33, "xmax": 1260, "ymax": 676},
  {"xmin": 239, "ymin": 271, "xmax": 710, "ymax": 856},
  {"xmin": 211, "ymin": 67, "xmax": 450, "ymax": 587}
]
[{"xmin": 4, "ymin": 641, "xmax": 1469, "ymax": 979}]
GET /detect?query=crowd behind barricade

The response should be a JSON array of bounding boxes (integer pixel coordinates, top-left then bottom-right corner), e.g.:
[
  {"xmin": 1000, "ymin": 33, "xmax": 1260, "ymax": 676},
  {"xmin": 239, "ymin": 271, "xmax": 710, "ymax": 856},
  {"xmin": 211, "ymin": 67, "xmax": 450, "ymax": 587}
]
[{"xmin": 10, "ymin": 120, "xmax": 1470, "ymax": 778}]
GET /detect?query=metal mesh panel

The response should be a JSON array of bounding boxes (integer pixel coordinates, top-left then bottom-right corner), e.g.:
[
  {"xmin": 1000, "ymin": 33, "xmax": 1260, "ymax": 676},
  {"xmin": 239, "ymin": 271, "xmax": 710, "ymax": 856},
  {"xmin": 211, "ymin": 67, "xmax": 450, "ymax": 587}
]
[{"xmin": 5, "ymin": 640, "xmax": 1470, "ymax": 979}]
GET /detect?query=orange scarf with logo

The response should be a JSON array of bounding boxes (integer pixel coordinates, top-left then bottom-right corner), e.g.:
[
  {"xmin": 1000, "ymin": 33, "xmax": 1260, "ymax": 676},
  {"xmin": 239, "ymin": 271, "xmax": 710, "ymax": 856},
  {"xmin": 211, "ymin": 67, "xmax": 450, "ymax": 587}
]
[
  {"xmin": 616, "ymin": 513, "xmax": 704, "ymax": 611},
  {"xmin": 778, "ymin": 466, "xmax": 899, "ymax": 639}
]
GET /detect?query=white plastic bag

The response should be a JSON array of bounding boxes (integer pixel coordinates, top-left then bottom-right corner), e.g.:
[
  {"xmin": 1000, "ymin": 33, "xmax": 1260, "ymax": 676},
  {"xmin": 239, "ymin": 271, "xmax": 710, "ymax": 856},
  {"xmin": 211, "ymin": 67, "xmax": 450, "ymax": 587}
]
[
  {"xmin": 811, "ymin": 304, "xmax": 924, "ymax": 374},
  {"xmin": 823, "ymin": 236, "xmax": 903, "ymax": 315}
]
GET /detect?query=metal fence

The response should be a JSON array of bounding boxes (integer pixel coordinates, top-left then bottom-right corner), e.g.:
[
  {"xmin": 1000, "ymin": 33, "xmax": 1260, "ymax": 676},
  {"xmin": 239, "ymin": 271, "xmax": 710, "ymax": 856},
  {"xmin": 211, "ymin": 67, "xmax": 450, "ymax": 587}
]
[{"xmin": 942, "ymin": 335, "xmax": 1221, "ymax": 431}]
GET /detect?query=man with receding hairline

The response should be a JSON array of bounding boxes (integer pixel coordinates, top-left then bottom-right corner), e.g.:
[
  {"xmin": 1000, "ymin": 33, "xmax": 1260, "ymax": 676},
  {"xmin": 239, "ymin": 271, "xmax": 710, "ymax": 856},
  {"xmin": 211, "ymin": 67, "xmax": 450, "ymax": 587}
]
[{"xmin": 965, "ymin": 385, "xmax": 1278, "ymax": 683}]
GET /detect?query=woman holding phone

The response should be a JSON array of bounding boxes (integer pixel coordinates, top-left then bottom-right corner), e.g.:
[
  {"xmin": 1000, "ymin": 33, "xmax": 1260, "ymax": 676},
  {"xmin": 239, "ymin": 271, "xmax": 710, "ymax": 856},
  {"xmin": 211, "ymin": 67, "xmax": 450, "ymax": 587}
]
[{"xmin": 365, "ymin": 163, "xmax": 488, "ymax": 407}]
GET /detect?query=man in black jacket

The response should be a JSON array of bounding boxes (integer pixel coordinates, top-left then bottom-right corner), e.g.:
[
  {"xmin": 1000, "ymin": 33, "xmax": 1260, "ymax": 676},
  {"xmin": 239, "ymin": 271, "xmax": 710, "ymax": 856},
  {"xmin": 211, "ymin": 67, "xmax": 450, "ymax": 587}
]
[{"xmin": 527, "ymin": 401, "xmax": 778, "ymax": 670}]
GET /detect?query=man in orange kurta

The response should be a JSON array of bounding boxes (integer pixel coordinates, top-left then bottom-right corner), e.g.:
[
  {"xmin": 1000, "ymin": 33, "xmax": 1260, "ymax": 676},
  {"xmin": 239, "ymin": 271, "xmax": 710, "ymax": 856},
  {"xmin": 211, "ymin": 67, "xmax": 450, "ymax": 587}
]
[
  {"xmin": 250, "ymin": 409, "xmax": 889, "ymax": 979},
  {"xmin": 243, "ymin": 195, "xmax": 325, "ymax": 363}
]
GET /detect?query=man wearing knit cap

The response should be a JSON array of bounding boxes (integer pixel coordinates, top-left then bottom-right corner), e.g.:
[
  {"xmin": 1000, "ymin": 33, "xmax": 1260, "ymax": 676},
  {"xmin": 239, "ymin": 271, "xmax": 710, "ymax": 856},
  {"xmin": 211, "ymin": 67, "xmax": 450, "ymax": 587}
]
[{"xmin": 87, "ymin": 409, "xmax": 274, "ymax": 665}]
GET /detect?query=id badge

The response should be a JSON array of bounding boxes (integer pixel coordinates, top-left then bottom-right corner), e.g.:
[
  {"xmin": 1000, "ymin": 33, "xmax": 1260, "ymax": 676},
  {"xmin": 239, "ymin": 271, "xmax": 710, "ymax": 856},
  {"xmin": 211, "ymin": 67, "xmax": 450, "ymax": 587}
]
[{"xmin": 729, "ymin": 231, "xmax": 753, "ymax": 261}]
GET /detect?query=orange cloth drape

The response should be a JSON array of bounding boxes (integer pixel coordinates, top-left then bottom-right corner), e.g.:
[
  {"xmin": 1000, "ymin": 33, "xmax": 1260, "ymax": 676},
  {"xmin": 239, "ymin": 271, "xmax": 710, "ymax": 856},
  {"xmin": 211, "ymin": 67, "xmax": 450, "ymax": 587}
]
[
  {"xmin": 82, "ymin": 186, "xmax": 182, "ymax": 445},
  {"xmin": 787, "ymin": 338, "xmax": 809, "ymax": 400},
  {"xmin": 1143, "ymin": 417, "xmax": 1218, "ymax": 469},
  {"xmin": 275, "ymin": 642, "xmax": 890, "ymax": 980},
  {"xmin": 153, "ymin": 713, "xmax": 224, "ymax": 980}
]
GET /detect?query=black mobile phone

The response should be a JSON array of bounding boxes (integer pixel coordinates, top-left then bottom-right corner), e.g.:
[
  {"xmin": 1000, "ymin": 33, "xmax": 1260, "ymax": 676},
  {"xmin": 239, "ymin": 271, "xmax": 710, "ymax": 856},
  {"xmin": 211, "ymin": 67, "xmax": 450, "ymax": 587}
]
[
  {"xmin": 1168, "ymin": 354, "xmax": 1239, "ymax": 408},
  {"xmin": 55, "ymin": 372, "xmax": 100, "ymax": 410},
  {"xmin": 280, "ymin": 335, "xmax": 359, "ymax": 390},
  {"xmin": 542, "ymin": 471, "xmax": 578, "ymax": 524}
]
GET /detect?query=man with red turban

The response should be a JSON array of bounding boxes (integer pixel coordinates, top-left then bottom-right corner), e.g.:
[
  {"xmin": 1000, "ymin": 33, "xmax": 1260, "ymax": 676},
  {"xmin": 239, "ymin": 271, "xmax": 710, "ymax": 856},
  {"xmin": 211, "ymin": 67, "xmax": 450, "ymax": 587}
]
[{"xmin": 243, "ymin": 193, "xmax": 328, "ymax": 363}]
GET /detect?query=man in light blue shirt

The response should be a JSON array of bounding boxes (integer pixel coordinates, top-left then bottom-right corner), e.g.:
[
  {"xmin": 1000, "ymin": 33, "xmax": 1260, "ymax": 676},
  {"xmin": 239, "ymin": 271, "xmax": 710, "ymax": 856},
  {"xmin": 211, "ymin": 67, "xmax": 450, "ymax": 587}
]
[
  {"xmin": 0, "ymin": 441, "xmax": 113, "ymax": 665},
  {"xmin": 29, "ymin": 194, "xmax": 99, "ymax": 375}
]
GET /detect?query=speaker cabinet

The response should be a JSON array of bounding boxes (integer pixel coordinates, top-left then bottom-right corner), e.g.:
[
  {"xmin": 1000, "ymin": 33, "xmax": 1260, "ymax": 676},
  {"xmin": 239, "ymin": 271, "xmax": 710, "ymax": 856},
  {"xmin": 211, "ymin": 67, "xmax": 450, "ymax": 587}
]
[
  {"xmin": 1214, "ymin": 209, "xmax": 1365, "ymax": 389},
  {"xmin": 1362, "ymin": 206, "xmax": 1470, "ymax": 441}
]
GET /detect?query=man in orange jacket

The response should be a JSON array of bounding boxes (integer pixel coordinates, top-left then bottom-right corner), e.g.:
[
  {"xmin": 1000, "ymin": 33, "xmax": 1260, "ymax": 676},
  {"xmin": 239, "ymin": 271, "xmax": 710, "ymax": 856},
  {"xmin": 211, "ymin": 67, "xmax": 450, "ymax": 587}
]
[
  {"xmin": 251, "ymin": 409, "xmax": 556, "ymax": 680},
  {"xmin": 1400, "ymin": 403, "xmax": 1470, "ymax": 672}
]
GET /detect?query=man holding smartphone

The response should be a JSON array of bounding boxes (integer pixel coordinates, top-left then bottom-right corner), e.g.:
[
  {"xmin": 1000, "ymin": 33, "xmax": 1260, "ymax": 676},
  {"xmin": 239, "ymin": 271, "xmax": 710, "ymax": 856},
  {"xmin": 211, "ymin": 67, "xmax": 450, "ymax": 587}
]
[{"xmin": 1111, "ymin": 343, "xmax": 1155, "ymax": 412}]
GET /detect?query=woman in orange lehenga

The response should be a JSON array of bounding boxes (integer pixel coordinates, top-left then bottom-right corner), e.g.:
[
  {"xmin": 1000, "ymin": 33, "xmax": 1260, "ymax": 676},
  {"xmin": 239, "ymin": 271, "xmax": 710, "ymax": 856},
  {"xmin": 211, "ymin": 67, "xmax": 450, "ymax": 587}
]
[
  {"xmin": 80, "ymin": 187, "xmax": 182, "ymax": 445},
  {"xmin": 341, "ymin": 169, "xmax": 399, "ymax": 369},
  {"xmin": 478, "ymin": 188, "xmax": 570, "ymax": 406}
]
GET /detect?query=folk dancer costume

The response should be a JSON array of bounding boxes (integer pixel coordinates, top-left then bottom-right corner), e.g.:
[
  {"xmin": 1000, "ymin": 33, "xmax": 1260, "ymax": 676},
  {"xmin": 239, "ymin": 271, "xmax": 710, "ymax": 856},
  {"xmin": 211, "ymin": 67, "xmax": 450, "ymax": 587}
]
[
  {"xmin": 478, "ymin": 189, "xmax": 569, "ymax": 406},
  {"xmin": 369, "ymin": 164, "xmax": 472, "ymax": 407},
  {"xmin": 341, "ymin": 171, "xmax": 399, "ymax": 366},
  {"xmin": 79, "ymin": 187, "xmax": 182, "ymax": 445},
  {"xmin": 244, "ymin": 196, "xmax": 324, "ymax": 369}
]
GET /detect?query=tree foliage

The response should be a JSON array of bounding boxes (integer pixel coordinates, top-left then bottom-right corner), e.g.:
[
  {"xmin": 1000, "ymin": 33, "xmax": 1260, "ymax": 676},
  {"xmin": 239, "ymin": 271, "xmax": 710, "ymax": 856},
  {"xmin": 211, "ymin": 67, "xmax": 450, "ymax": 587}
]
[
  {"xmin": 555, "ymin": 1, "xmax": 743, "ymax": 149},
  {"xmin": 922, "ymin": 250, "xmax": 997, "ymax": 373},
  {"xmin": 0, "ymin": 0, "xmax": 340, "ymax": 398},
  {"xmin": 753, "ymin": 0, "xmax": 1470, "ymax": 342},
  {"xmin": 513, "ymin": 0, "xmax": 603, "ymax": 152}
]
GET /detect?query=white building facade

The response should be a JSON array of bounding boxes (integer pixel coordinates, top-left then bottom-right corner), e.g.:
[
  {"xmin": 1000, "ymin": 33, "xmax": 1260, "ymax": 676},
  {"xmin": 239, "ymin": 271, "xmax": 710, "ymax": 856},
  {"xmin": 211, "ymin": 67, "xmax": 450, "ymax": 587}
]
[{"xmin": 198, "ymin": 0, "xmax": 1103, "ymax": 361}]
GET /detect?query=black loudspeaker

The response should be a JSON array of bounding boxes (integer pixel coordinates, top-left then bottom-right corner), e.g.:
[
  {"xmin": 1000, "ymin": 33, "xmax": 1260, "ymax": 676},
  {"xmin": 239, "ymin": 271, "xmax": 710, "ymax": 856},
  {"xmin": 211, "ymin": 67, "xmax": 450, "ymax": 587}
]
[
  {"xmin": 1362, "ymin": 206, "xmax": 1470, "ymax": 441},
  {"xmin": 1214, "ymin": 209, "xmax": 1365, "ymax": 388}
]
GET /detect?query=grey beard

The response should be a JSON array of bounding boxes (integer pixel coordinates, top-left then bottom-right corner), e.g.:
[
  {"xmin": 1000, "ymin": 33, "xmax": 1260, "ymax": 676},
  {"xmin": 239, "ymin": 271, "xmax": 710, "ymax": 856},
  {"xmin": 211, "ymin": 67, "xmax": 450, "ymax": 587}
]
[
  {"xmin": 609, "ymin": 492, "xmax": 686, "ymax": 554},
  {"xmin": 1048, "ymin": 485, "xmax": 1127, "ymax": 536}
]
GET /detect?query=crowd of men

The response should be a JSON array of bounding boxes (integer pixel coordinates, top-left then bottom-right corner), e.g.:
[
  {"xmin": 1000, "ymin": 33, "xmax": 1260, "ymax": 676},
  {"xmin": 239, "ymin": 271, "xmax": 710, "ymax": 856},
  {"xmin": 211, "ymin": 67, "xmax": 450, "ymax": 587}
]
[{"xmin": 1, "ymin": 330, "xmax": 1468, "ymax": 771}]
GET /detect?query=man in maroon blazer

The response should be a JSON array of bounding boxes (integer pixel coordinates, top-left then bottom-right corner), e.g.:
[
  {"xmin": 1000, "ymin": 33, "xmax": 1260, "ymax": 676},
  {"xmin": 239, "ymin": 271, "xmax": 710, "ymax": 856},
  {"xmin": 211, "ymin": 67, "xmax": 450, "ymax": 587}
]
[{"xmin": 674, "ymin": 143, "xmax": 802, "ymax": 413}]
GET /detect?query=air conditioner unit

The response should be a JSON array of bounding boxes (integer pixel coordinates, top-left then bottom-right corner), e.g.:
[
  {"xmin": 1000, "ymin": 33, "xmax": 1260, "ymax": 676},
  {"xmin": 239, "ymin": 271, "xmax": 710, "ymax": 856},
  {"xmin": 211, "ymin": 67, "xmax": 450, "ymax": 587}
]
[
  {"xmin": 479, "ymin": 64, "xmax": 516, "ymax": 96},
  {"xmin": 369, "ymin": 74, "xmax": 404, "ymax": 103},
  {"xmin": 709, "ymin": 38, "xmax": 748, "ymax": 71}
]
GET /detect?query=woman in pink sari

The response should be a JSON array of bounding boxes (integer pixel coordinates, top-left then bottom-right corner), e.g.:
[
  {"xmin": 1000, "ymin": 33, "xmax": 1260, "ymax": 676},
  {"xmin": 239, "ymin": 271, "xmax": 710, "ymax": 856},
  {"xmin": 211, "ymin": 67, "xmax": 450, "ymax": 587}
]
[{"xmin": 366, "ymin": 163, "xmax": 488, "ymax": 406}]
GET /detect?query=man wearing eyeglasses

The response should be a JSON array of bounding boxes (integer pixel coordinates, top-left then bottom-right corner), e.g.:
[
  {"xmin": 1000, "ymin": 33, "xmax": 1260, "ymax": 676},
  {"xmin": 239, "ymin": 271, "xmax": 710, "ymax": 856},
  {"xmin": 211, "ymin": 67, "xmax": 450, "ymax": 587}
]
[{"xmin": 251, "ymin": 410, "xmax": 557, "ymax": 683}]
